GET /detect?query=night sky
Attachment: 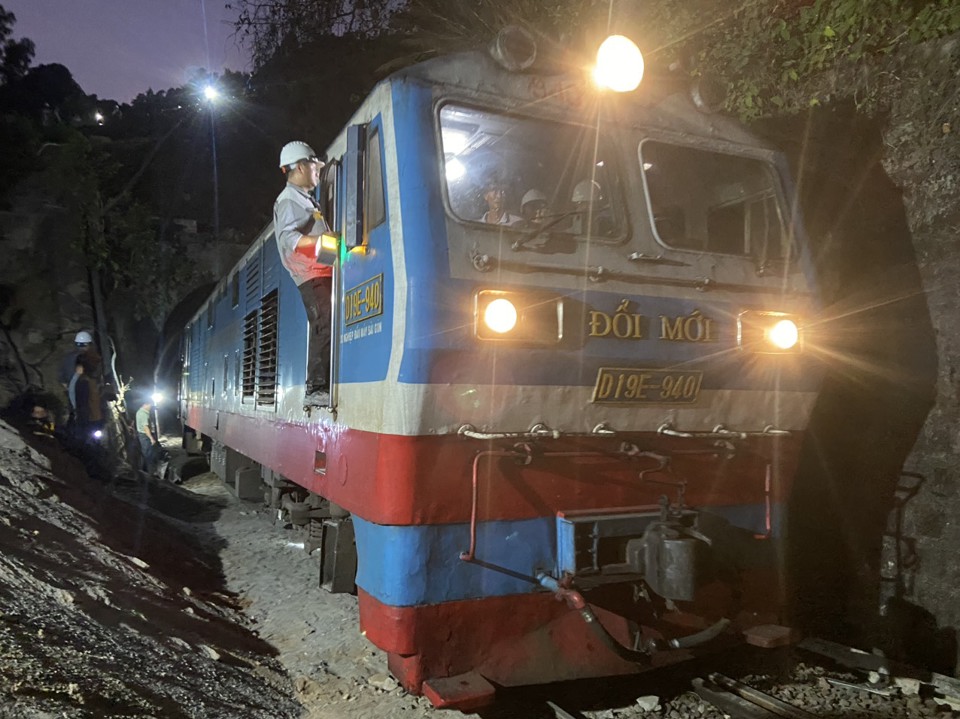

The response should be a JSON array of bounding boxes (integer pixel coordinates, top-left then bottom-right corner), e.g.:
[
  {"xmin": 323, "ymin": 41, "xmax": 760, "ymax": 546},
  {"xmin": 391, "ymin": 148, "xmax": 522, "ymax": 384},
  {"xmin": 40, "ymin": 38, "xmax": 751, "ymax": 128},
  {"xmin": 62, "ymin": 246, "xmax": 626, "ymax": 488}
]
[{"xmin": 3, "ymin": 0, "xmax": 249, "ymax": 103}]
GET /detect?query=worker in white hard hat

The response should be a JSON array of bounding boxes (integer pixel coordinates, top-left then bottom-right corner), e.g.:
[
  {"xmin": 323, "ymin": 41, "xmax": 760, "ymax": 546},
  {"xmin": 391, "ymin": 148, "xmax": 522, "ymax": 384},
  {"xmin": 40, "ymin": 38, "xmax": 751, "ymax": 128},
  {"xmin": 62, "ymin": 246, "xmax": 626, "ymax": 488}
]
[
  {"xmin": 56, "ymin": 329, "xmax": 102, "ymax": 426},
  {"xmin": 569, "ymin": 179, "xmax": 613, "ymax": 236},
  {"xmin": 518, "ymin": 188, "xmax": 549, "ymax": 229},
  {"xmin": 58, "ymin": 330, "xmax": 100, "ymax": 389},
  {"xmin": 272, "ymin": 140, "xmax": 333, "ymax": 403}
]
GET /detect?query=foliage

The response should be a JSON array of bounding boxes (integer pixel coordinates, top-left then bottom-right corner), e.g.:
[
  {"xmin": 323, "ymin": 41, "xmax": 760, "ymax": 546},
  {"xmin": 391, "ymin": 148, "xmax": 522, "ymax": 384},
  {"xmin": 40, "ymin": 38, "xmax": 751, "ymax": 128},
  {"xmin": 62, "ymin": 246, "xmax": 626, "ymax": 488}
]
[
  {"xmin": 232, "ymin": 0, "xmax": 615, "ymax": 69},
  {"xmin": 0, "ymin": 113, "xmax": 38, "ymax": 207},
  {"xmin": 236, "ymin": 0, "xmax": 960, "ymax": 123},
  {"xmin": 634, "ymin": 0, "xmax": 960, "ymax": 120},
  {"xmin": 0, "ymin": 3, "xmax": 34, "ymax": 86},
  {"xmin": 0, "ymin": 63, "xmax": 93, "ymax": 122},
  {"xmin": 104, "ymin": 201, "xmax": 206, "ymax": 323},
  {"xmin": 33, "ymin": 125, "xmax": 209, "ymax": 326},
  {"xmin": 231, "ymin": 0, "xmax": 401, "ymax": 68}
]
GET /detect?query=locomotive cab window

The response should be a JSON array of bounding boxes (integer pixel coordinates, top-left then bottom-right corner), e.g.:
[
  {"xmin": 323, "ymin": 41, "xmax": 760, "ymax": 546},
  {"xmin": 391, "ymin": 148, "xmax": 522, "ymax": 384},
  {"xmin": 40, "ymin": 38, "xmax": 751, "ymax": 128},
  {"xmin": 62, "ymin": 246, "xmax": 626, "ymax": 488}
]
[
  {"xmin": 319, "ymin": 161, "xmax": 339, "ymax": 231},
  {"xmin": 439, "ymin": 104, "xmax": 625, "ymax": 241},
  {"xmin": 365, "ymin": 127, "xmax": 386, "ymax": 232},
  {"xmin": 640, "ymin": 141, "xmax": 793, "ymax": 269}
]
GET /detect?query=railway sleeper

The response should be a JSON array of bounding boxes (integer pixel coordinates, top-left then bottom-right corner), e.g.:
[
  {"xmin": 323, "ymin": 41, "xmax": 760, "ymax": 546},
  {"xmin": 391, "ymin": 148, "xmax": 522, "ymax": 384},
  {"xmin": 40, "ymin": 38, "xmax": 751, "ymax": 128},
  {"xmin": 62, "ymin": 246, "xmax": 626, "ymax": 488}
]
[{"xmin": 694, "ymin": 673, "xmax": 817, "ymax": 719}]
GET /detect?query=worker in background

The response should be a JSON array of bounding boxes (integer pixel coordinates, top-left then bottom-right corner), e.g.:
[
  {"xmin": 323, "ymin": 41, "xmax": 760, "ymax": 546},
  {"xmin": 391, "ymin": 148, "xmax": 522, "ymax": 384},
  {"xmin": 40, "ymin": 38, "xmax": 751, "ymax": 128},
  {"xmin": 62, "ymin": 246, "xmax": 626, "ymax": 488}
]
[
  {"xmin": 73, "ymin": 356, "xmax": 104, "ymax": 444},
  {"xmin": 273, "ymin": 141, "xmax": 332, "ymax": 404},
  {"xmin": 135, "ymin": 396, "xmax": 158, "ymax": 475},
  {"xmin": 58, "ymin": 330, "xmax": 101, "ymax": 389},
  {"xmin": 27, "ymin": 402, "xmax": 55, "ymax": 438}
]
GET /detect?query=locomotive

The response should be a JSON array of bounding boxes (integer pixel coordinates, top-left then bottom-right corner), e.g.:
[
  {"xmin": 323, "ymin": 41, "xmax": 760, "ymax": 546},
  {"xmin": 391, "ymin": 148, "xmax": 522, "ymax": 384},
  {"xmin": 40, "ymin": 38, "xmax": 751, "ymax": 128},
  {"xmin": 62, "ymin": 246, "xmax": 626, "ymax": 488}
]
[{"xmin": 180, "ymin": 28, "xmax": 824, "ymax": 709}]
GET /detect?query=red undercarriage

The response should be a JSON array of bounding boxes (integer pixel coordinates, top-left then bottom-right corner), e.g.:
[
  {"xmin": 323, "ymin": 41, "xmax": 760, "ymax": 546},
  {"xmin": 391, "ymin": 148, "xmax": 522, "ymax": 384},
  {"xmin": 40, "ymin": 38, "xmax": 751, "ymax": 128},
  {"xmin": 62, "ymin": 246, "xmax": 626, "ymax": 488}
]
[
  {"xmin": 361, "ymin": 567, "xmax": 783, "ymax": 707},
  {"xmin": 185, "ymin": 404, "xmax": 801, "ymax": 706}
]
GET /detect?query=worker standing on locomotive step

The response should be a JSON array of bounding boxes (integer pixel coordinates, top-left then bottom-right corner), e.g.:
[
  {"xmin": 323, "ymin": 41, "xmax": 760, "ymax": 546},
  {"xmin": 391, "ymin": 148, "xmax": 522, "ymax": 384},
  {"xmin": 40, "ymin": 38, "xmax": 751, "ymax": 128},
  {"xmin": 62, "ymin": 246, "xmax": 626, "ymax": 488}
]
[{"xmin": 273, "ymin": 141, "xmax": 332, "ymax": 404}]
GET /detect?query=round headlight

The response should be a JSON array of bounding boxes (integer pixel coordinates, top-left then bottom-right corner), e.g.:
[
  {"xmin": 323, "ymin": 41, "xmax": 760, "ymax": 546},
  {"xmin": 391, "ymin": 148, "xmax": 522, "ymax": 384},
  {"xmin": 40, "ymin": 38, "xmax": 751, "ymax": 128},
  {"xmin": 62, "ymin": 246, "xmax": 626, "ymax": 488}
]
[
  {"xmin": 767, "ymin": 319, "xmax": 799, "ymax": 350},
  {"xmin": 483, "ymin": 298, "xmax": 518, "ymax": 334},
  {"xmin": 593, "ymin": 35, "xmax": 644, "ymax": 93}
]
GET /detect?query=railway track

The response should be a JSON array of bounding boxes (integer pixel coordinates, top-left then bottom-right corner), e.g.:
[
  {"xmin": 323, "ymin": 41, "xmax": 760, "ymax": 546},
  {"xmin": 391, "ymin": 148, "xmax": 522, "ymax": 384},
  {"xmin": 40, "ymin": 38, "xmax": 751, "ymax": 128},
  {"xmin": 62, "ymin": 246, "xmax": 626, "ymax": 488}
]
[{"xmin": 477, "ymin": 640, "xmax": 960, "ymax": 719}]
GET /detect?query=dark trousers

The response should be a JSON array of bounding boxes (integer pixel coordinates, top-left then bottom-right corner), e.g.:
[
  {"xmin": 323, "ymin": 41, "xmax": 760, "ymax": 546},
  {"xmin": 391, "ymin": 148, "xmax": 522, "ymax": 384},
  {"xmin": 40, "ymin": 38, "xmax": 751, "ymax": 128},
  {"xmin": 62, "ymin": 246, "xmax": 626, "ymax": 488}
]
[
  {"xmin": 297, "ymin": 276, "xmax": 332, "ymax": 391},
  {"xmin": 138, "ymin": 433, "xmax": 156, "ymax": 473}
]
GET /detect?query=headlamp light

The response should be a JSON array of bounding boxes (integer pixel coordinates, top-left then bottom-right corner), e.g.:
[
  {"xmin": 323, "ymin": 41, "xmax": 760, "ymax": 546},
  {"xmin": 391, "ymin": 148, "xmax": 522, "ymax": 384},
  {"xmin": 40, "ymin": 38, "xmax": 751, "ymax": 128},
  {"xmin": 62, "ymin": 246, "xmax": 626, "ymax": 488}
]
[
  {"xmin": 737, "ymin": 310, "xmax": 802, "ymax": 354},
  {"xmin": 316, "ymin": 232, "xmax": 340, "ymax": 265},
  {"xmin": 483, "ymin": 298, "xmax": 518, "ymax": 334},
  {"xmin": 475, "ymin": 290, "xmax": 564, "ymax": 344},
  {"xmin": 766, "ymin": 319, "xmax": 799, "ymax": 350}
]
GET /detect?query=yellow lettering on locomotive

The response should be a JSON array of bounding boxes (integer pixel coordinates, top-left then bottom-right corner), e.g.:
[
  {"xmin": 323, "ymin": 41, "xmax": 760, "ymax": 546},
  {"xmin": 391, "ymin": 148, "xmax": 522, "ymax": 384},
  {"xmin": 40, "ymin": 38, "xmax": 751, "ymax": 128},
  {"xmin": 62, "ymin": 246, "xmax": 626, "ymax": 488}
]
[
  {"xmin": 659, "ymin": 310, "xmax": 715, "ymax": 343},
  {"xmin": 589, "ymin": 299, "xmax": 644, "ymax": 339},
  {"xmin": 343, "ymin": 274, "xmax": 385, "ymax": 327},
  {"xmin": 593, "ymin": 367, "xmax": 703, "ymax": 405}
]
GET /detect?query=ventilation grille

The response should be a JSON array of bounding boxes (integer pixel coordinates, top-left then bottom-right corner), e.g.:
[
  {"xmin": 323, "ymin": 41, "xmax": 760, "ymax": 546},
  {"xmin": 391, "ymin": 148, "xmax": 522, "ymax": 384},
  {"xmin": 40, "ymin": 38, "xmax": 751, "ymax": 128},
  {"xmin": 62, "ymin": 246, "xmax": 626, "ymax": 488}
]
[
  {"xmin": 241, "ymin": 311, "xmax": 258, "ymax": 400},
  {"xmin": 245, "ymin": 255, "xmax": 261, "ymax": 310},
  {"xmin": 256, "ymin": 290, "xmax": 279, "ymax": 406}
]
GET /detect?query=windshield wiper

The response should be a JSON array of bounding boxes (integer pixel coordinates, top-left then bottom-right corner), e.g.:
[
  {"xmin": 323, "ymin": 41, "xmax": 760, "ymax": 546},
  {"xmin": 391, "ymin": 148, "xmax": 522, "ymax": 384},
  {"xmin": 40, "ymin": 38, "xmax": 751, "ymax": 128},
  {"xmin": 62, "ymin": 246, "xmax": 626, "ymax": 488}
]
[{"xmin": 511, "ymin": 210, "xmax": 581, "ymax": 251}]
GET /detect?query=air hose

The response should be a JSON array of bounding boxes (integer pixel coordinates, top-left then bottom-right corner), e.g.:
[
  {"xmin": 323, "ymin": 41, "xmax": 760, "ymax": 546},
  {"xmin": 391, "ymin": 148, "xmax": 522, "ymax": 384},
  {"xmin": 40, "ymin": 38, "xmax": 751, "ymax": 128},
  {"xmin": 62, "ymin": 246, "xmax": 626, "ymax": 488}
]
[{"xmin": 536, "ymin": 572, "xmax": 731, "ymax": 662}]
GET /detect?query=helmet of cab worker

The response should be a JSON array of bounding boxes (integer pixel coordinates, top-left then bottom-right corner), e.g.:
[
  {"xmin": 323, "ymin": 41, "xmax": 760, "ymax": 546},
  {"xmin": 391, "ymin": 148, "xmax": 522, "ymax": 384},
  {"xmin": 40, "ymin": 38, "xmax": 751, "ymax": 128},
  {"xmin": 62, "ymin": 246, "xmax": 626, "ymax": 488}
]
[
  {"xmin": 74, "ymin": 330, "xmax": 94, "ymax": 345},
  {"xmin": 521, "ymin": 188, "xmax": 547, "ymax": 210},
  {"xmin": 279, "ymin": 141, "xmax": 323, "ymax": 169},
  {"xmin": 571, "ymin": 179, "xmax": 602, "ymax": 203}
]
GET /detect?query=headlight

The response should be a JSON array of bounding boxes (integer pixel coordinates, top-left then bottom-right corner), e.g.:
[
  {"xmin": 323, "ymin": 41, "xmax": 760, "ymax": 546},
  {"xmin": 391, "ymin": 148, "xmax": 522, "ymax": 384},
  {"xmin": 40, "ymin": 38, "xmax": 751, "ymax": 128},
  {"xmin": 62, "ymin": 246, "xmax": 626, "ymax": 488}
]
[
  {"xmin": 767, "ymin": 319, "xmax": 799, "ymax": 350},
  {"xmin": 475, "ymin": 290, "xmax": 564, "ymax": 343},
  {"xmin": 737, "ymin": 311, "xmax": 803, "ymax": 354},
  {"xmin": 593, "ymin": 35, "xmax": 644, "ymax": 93},
  {"xmin": 483, "ymin": 298, "xmax": 518, "ymax": 334}
]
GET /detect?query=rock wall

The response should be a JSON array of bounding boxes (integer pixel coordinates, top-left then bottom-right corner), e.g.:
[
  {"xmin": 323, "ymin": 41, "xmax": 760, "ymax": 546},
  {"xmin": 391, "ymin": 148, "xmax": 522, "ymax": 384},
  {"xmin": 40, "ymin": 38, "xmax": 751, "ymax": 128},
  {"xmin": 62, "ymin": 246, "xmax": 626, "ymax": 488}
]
[
  {"xmin": 764, "ymin": 33, "xmax": 960, "ymax": 672},
  {"xmin": 0, "ymin": 175, "xmax": 248, "ymax": 414},
  {"xmin": 0, "ymin": 178, "xmax": 94, "ymax": 413},
  {"xmin": 877, "ymin": 35, "xmax": 960, "ymax": 670}
]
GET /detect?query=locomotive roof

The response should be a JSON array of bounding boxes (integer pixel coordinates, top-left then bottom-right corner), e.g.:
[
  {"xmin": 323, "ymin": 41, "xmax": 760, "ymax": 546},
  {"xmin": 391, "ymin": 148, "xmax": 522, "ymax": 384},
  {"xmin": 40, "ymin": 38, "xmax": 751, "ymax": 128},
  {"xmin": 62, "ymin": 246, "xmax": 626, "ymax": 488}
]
[{"xmin": 388, "ymin": 48, "xmax": 774, "ymax": 153}]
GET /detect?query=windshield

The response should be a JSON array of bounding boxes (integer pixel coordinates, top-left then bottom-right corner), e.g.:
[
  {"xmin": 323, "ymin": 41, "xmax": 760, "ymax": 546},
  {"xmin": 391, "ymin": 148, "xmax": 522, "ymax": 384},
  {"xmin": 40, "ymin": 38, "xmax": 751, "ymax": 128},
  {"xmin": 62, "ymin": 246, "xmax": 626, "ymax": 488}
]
[
  {"xmin": 640, "ymin": 140, "xmax": 791, "ymax": 265},
  {"xmin": 440, "ymin": 104, "xmax": 624, "ymax": 240}
]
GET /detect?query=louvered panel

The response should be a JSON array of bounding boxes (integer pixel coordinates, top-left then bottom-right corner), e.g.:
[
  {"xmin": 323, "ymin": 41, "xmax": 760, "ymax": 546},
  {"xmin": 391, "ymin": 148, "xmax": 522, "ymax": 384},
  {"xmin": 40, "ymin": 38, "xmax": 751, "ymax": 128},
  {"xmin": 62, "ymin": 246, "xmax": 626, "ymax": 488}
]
[
  {"xmin": 241, "ymin": 310, "xmax": 258, "ymax": 401},
  {"xmin": 256, "ymin": 290, "xmax": 279, "ymax": 407},
  {"xmin": 261, "ymin": 253, "xmax": 279, "ymax": 294},
  {"xmin": 244, "ymin": 254, "xmax": 261, "ymax": 311}
]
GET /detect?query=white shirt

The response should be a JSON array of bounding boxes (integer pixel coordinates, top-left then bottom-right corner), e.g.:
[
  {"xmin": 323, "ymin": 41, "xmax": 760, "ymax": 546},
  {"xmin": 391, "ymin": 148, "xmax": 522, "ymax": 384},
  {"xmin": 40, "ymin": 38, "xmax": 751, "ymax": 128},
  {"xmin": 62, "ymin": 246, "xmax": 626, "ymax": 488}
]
[{"xmin": 272, "ymin": 183, "xmax": 332, "ymax": 286}]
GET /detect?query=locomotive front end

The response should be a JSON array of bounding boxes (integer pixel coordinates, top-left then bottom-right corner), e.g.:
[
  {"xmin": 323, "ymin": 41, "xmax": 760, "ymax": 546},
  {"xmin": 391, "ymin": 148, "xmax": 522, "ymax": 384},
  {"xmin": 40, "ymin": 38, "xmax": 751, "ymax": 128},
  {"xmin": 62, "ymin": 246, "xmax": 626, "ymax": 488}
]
[{"xmin": 346, "ymin": 41, "xmax": 825, "ymax": 707}]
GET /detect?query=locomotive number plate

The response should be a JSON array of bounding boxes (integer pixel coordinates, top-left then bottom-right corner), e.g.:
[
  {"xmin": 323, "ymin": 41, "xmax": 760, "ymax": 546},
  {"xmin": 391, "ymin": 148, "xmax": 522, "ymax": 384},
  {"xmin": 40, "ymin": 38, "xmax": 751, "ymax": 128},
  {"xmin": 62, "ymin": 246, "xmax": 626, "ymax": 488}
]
[{"xmin": 592, "ymin": 367, "xmax": 703, "ymax": 404}]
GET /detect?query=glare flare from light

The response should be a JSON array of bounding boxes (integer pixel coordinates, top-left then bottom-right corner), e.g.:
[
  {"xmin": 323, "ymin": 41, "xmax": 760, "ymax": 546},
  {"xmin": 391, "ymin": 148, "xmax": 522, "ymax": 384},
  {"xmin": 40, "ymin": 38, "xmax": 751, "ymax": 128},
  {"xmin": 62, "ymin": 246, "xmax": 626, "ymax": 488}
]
[
  {"xmin": 442, "ymin": 128, "xmax": 469, "ymax": 155},
  {"xmin": 483, "ymin": 298, "xmax": 518, "ymax": 334},
  {"xmin": 767, "ymin": 319, "xmax": 799, "ymax": 350},
  {"xmin": 593, "ymin": 35, "xmax": 644, "ymax": 93},
  {"xmin": 445, "ymin": 157, "xmax": 466, "ymax": 182}
]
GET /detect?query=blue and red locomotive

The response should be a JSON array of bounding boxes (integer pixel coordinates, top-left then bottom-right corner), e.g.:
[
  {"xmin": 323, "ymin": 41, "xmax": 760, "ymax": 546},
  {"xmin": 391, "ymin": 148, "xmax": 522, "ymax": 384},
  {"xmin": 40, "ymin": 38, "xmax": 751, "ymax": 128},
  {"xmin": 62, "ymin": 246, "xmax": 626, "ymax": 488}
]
[{"xmin": 181, "ymin": 29, "xmax": 824, "ymax": 709}]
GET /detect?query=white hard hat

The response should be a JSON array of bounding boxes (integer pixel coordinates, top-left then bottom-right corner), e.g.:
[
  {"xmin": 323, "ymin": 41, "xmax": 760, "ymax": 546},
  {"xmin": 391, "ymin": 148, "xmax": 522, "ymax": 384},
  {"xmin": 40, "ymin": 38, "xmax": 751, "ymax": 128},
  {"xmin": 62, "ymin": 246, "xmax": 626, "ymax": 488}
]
[
  {"xmin": 279, "ymin": 141, "xmax": 323, "ymax": 169},
  {"xmin": 521, "ymin": 189, "xmax": 547, "ymax": 209},
  {"xmin": 571, "ymin": 179, "xmax": 601, "ymax": 203},
  {"xmin": 74, "ymin": 330, "xmax": 93, "ymax": 344}
]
